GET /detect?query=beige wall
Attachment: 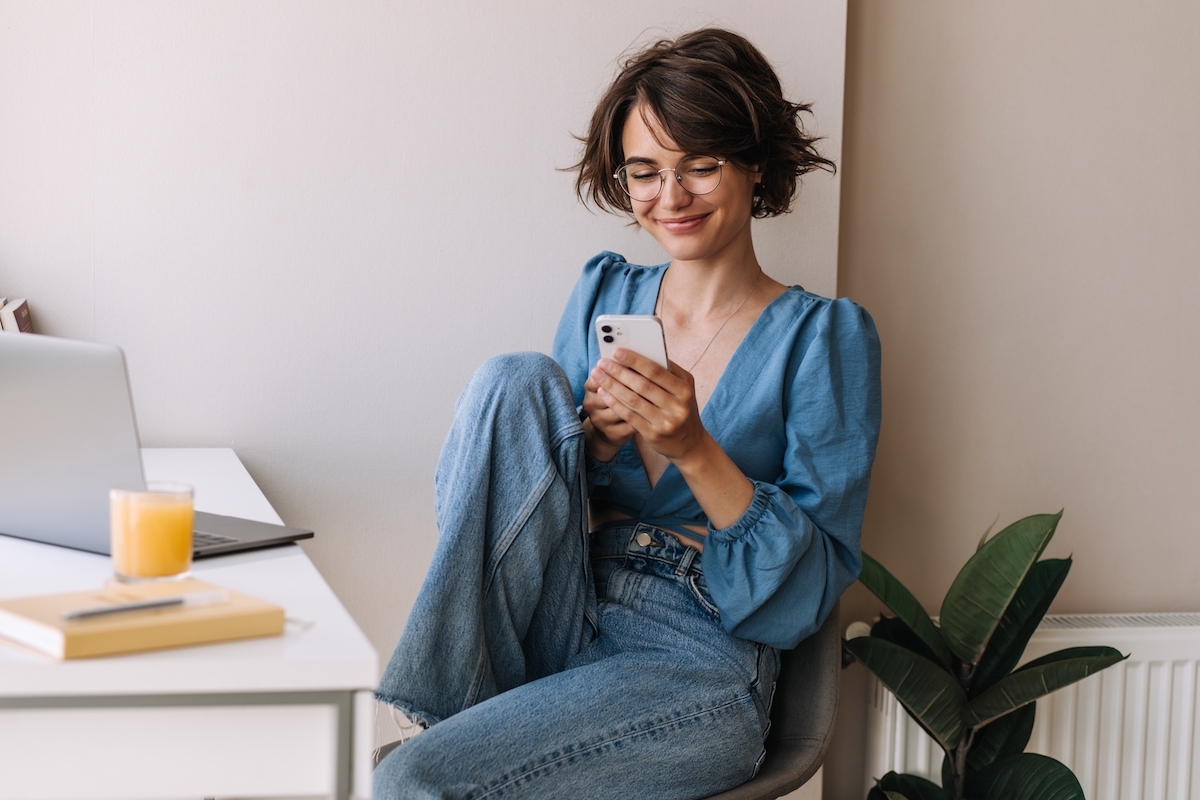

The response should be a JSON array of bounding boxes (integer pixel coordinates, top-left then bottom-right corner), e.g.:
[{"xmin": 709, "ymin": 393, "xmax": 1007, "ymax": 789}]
[{"xmin": 826, "ymin": 3, "xmax": 1200, "ymax": 797}]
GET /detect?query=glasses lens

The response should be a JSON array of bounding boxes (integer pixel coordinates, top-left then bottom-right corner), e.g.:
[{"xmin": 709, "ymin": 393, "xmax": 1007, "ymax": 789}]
[
  {"xmin": 618, "ymin": 165, "xmax": 663, "ymax": 202},
  {"xmin": 677, "ymin": 157, "xmax": 723, "ymax": 195}
]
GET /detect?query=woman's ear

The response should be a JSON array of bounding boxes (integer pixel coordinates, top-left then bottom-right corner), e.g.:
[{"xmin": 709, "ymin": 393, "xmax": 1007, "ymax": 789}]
[
  {"xmin": 740, "ymin": 163, "xmax": 763, "ymax": 190},
  {"xmin": 751, "ymin": 170, "xmax": 765, "ymax": 208}
]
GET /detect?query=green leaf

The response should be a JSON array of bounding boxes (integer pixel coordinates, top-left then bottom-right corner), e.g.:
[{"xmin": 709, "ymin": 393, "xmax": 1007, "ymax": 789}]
[
  {"xmin": 872, "ymin": 616, "xmax": 942, "ymax": 666},
  {"xmin": 844, "ymin": 636, "xmax": 967, "ymax": 751},
  {"xmin": 1017, "ymin": 646, "xmax": 1129, "ymax": 676},
  {"xmin": 977, "ymin": 514, "xmax": 1000, "ymax": 551},
  {"xmin": 878, "ymin": 772, "xmax": 951, "ymax": 800},
  {"xmin": 966, "ymin": 753, "xmax": 1084, "ymax": 800},
  {"xmin": 860, "ymin": 553, "xmax": 956, "ymax": 669},
  {"xmin": 964, "ymin": 646, "xmax": 1127, "ymax": 728},
  {"xmin": 971, "ymin": 559, "xmax": 1072, "ymax": 696},
  {"xmin": 867, "ymin": 788, "xmax": 909, "ymax": 800},
  {"xmin": 940, "ymin": 512, "xmax": 1062, "ymax": 665},
  {"xmin": 967, "ymin": 702, "xmax": 1036, "ymax": 773}
]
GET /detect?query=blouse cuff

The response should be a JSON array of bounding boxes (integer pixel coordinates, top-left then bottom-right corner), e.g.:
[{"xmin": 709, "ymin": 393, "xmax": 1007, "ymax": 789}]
[
  {"xmin": 584, "ymin": 449, "xmax": 615, "ymax": 494},
  {"xmin": 707, "ymin": 480, "xmax": 772, "ymax": 543}
]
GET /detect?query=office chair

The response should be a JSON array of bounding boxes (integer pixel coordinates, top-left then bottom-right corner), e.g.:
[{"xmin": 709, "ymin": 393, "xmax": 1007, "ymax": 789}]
[
  {"xmin": 373, "ymin": 603, "xmax": 841, "ymax": 799},
  {"xmin": 702, "ymin": 602, "xmax": 841, "ymax": 800}
]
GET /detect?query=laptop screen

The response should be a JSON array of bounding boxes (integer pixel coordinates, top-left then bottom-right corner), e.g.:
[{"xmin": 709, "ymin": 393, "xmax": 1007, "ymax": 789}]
[{"xmin": 0, "ymin": 334, "xmax": 145, "ymax": 554}]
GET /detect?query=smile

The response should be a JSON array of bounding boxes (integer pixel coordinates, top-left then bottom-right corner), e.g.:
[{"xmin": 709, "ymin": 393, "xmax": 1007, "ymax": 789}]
[{"xmin": 656, "ymin": 214, "xmax": 710, "ymax": 233}]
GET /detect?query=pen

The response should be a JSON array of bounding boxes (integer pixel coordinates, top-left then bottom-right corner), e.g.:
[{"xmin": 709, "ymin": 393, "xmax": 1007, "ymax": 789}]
[{"xmin": 61, "ymin": 590, "xmax": 230, "ymax": 621}]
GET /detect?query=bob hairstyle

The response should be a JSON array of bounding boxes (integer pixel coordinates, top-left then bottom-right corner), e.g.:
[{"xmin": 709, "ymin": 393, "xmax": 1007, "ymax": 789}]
[{"xmin": 574, "ymin": 28, "xmax": 835, "ymax": 219}]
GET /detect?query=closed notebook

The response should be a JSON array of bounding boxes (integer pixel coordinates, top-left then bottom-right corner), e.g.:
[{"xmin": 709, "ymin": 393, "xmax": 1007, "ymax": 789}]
[{"xmin": 0, "ymin": 578, "xmax": 284, "ymax": 659}]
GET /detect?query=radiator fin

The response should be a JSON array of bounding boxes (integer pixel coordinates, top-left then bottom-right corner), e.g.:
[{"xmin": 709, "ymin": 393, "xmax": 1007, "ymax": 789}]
[{"xmin": 1039, "ymin": 612, "xmax": 1200, "ymax": 629}]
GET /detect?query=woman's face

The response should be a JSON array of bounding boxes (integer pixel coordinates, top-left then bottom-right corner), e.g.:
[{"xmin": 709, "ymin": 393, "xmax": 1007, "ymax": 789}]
[{"xmin": 620, "ymin": 105, "xmax": 759, "ymax": 265}]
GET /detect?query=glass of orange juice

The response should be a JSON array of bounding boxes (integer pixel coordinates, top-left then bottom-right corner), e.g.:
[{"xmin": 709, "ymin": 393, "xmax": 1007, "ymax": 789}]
[{"xmin": 110, "ymin": 482, "xmax": 195, "ymax": 582}]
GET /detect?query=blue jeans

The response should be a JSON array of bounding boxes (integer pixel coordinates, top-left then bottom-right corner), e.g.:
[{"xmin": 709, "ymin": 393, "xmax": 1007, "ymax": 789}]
[{"xmin": 375, "ymin": 353, "xmax": 779, "ymax": 800}]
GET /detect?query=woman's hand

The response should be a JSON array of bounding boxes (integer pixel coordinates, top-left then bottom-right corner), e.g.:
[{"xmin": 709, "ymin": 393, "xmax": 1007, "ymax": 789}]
[
  {"xmin": 582, "ymin": 373, "xmax": 636, "ymax": 462},
  {"xmin": 591, "ymin": 347, "xmax": 755, "ymax": 530},
  {"xmin": 590, "ymin": 348, "xmax": 709, "ymax": 464}
]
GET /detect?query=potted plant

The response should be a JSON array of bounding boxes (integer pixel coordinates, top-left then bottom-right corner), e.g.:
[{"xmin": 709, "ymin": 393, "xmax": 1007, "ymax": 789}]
[{"xmin": 843, "ymin": 512, "xmax": 1127, "ymax": 800}]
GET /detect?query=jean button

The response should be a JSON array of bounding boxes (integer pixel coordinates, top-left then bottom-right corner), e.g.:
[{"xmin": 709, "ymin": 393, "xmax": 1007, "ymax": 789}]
[{"xmin": 635, "ymin": 532, "xmax": 653, "ymax": 547}]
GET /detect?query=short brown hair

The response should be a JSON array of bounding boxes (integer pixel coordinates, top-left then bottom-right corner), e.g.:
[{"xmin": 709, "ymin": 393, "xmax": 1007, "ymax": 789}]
[{"xmin": 573, "ymin": 28, "xmax": 835, "ymax": 218}]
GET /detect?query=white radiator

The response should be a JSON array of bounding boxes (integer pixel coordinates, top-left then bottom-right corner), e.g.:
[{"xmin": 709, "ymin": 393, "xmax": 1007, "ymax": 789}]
[{"xmin": 864, "ymin": 613, "xmax": 1200, "ymax": 800}]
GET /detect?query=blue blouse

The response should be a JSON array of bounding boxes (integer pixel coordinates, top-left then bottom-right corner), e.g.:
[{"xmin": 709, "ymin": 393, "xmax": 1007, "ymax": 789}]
[{"xmin": 552, "ymin": 252, "xmax": 882, "ymax": 650}]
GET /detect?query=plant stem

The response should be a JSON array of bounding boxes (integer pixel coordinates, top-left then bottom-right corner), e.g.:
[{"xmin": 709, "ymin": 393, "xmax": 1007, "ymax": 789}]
[
  {"xmin": 952, "ymin": 660, "xmax": 977, "ymax": 798},
  {"xmin": 958, "ymin": 660, "xmax": 975, "ymax": 691},
  {"xmin": 953, "ymin": 729, "xmax": 975, "ymax": 800}
]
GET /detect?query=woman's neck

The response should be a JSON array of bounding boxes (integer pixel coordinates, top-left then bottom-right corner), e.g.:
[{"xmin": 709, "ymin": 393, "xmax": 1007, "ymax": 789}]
[{"xmin": 659, "ymin": 240, "xmax": 763, "ymax": 322}]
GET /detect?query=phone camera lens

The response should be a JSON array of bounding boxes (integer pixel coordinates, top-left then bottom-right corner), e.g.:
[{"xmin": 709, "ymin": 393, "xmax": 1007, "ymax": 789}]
[
  {"xmin": 601, "ymin": 325, "xmax": 612, "ymax": 333},
  {"xmin": 602, "ymin": 335, "xmax": 614, "ymax": 343}
]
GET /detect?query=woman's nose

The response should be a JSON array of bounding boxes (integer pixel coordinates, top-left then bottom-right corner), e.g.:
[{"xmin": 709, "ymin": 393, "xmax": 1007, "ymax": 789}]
[{"xmin": 658, "ymin": 173, "xmax": 692, "ymax": 208}]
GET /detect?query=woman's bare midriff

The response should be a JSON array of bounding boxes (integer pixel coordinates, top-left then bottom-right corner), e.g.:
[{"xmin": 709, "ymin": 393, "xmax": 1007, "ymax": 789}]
[{"xmin": 589, "ymin": 502, "xmax": 707, "ymax": 553}]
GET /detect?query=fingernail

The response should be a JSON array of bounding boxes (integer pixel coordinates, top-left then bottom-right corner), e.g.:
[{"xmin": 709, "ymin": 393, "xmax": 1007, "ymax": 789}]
[{"xmin": 598, "ymin": 359, "xmax": 612, "ymax": 370}]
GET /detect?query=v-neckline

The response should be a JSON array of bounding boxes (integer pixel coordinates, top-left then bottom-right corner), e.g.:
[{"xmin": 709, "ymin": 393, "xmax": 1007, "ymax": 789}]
[
  {"xmin": 634, "ymin": 271, "xmax": 797, "ymax": 498},
  {"xmin": 647, "ymin": 267, "xmax": 775, "ymax": 415}
]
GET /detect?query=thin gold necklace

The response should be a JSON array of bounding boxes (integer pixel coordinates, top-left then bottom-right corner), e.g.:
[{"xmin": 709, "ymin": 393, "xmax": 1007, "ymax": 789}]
[{"xmin": 659, "ymin": 270, "xmax": 763, "ymax": 372}]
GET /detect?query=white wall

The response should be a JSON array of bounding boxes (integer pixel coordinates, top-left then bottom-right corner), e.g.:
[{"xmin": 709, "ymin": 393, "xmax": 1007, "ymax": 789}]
[{"xmin": 0, "ymin": 0, "xmax": 846, "ymax": 670}]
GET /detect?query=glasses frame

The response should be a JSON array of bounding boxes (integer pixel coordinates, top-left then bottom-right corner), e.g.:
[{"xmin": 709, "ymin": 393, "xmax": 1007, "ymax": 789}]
[{"xmin": 613, "ymin": 156, "xmax": 728, "ymax": 202}]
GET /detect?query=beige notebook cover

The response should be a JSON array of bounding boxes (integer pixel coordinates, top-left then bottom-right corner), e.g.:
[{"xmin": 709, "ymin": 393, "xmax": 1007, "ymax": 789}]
[{"xmin": 0, "ymin": 578, "xmax": 284, "ymax": 659}]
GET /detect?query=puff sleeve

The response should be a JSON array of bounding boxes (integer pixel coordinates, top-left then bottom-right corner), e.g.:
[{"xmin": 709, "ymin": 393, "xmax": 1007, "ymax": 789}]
[
  {"xmin": 551, "ymin": 252, "xmax": 625, "ymax": 405},
  {"xmin": 551, "ymin": 252, "xmax": 633, "ymax": 493},
  {"xmin": 701, "ymin": 297, "xmax": 881, "ymax": 649}
]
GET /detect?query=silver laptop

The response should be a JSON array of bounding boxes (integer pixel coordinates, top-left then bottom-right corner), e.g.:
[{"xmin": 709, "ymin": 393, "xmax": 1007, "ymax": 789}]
[{"xmin": 0, "ymin": 333, "xmax": 312, "ymax": 557}]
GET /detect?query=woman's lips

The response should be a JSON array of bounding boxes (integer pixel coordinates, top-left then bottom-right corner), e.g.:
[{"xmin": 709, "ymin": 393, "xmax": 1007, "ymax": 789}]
[{"xmin": 656, "ymin": 213, "xmax": 709, "ymax": 233}]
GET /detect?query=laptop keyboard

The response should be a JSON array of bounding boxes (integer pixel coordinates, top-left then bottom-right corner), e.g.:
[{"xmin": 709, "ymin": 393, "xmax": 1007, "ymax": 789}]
[{"xmin": 193, "ymin": 531, "xmax": 239, "ymax": 548}]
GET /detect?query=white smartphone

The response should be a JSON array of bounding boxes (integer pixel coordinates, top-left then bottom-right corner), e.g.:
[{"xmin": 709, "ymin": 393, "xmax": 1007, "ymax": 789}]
[{"xmin": 595, "ymin": 315, "xmax": 669, "ymax": 371}]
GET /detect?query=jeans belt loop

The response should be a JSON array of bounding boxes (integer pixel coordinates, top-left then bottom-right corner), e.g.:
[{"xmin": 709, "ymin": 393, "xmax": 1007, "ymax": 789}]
[{"xmin": 675, "ymin": 544, "xmax": 697, "ymax": 576}]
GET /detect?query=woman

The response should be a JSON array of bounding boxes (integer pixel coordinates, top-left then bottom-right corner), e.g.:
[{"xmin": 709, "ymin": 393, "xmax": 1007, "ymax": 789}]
[{"xmin": 375, "ymin": 28, "xmax": 881, "ymax": 800}]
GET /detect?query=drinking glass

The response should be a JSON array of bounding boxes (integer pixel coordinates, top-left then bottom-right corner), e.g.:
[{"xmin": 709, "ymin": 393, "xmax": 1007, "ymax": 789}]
[{"xmin": 110, "ymin": 482, "xmax": 194, "ymax": 582}]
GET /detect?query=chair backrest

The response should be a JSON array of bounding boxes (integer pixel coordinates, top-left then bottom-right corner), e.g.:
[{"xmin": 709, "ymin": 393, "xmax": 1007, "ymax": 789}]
[{"xmin": 702, "ymin": 602, "xmax": 841, "ymax": 800}]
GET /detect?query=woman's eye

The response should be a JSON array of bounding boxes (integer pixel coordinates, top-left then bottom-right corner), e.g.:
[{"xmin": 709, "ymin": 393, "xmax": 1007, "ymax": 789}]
[
  {"xmin": 687, "ymin": 167, "xmax": 717, "ymax": 177},
  {"xmin": 630, "ymin": 171, "xmax": 659, "ymax": 182}
]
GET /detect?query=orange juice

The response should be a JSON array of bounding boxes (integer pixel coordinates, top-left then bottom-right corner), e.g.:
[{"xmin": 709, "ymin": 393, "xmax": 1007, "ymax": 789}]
[{"xmin": 110, "ymin": 483, "xmax": 194, "ymax": 581}]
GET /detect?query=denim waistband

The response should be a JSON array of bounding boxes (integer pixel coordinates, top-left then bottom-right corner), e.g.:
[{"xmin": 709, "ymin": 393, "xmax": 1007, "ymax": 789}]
[{"xmin": 590, "ymin": 521, "xmax": 704, "ymax": 580}]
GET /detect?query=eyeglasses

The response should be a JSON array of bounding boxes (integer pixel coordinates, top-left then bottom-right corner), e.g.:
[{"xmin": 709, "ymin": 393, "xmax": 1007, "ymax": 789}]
[{"xmin": 613, "ymin": 156, "xmax": 727, "ymax": 202}]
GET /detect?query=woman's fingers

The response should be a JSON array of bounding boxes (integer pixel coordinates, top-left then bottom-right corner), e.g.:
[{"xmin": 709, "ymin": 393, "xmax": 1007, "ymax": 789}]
[
  {"xmin": 591, "ymin": 349, "xmax": 707, "ymax": 461},
  {"xmin": 595, "ymin": 386, "xmax": 653, "ymax": 432},
  {"xmin": 595, "ymin": 358, "xmax": 674, "ymax": 408},
  {"xmin": 594, "ymin": 353, "xmax": 695, "ymax": 419},
  {"xmin": 583, "ymin": 382, "xmax": 636, "ymax": 451},
  {"xmin": 612, "ymin": 349, "xmax": 687, "ymax": 393},
  {"xmin": 596, "ymin": 374, "xmax": 693, "ymax": 439},
  {"xmin": 588, "ymin": 403, "xmax": 633, "ymax": 433},
  {"xmin": 598, "ymin": 385, "xmax": 678, "ymax": 439}
]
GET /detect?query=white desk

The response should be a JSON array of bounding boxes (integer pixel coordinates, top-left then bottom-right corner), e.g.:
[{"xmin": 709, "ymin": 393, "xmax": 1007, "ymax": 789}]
[{"xmin": 0, "ymin": 448, "xmax": 379, "ymax": 800}]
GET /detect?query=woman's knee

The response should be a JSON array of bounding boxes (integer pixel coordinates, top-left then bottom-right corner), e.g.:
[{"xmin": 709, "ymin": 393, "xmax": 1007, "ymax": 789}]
[
  {"xmin": 459, "ymin": 352, "xmax": 576, "ymax": 421},
  {"xmin": 373, "ymin": 740, "xmax": 455, "ymax": 800},
  {"xmin": 471, "ymin": 352, "xmax": 565, "ymax": 393}
]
